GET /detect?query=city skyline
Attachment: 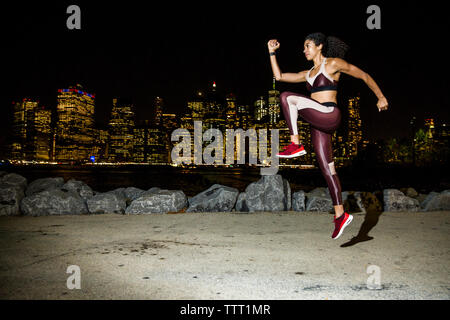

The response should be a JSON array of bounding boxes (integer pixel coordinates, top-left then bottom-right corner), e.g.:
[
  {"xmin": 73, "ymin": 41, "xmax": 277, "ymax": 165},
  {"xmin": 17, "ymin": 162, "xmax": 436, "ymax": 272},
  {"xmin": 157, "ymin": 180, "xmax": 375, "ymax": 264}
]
[
  {"xmin": 7, "ymin": 81, "xmax": 447, "ymax": 168},
  {"xmin": 3, "ymin": 2, "xmax": 450, "ymax": 147},
  {"xmin": 7, "ymin": 82, "xmax": 370, "ymax": 166}
]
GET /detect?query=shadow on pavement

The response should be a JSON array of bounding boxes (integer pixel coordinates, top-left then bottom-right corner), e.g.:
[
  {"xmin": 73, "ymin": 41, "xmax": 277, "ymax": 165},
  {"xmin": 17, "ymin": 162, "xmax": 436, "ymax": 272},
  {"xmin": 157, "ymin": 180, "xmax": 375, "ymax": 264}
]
[{"xmin": 341, "ymin": 192, "xmax": 384, "ymax": 247}]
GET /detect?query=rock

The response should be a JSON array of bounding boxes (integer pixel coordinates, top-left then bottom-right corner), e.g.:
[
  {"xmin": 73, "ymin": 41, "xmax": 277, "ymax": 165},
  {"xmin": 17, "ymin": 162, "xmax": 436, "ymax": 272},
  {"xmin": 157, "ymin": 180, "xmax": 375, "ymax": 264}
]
[
  {"xmin": 400, "ymin": 187, "xmax": 419, "ymax": 198},
  {"xmin": 106, "ymin": 187, "xmax": 126, "ymax": 198},
  {"xmin": 235, "ymin": 192, "xmax": 249, "ymax": 212},
  {"xmin": 292, "ymin": 190, "xmax": 306, "ymax": 211},
  {"xmin": 103, "ymin": 187, "xmax": 146, "ymax": 206},
  {"xmin": 305, "ymin": 187, "xmax": 333, "ymax": 212},
  {"xmin": 383, "ymin": 189, "xmax": 419, "ymax": 212},
  {"xmin": 234, "ymin": 175, "xmax": 291, "ymax": 212},
  {"xmin": 306, "ymin": 196, "xmax": 334, "ymax": 212},
  {"xmin": 123, "ymin": 187, "xmax": 146, "ymax": 204},
  {"xmin": 62, "ymin": 179, "xmax": 94, "ymax": 201},
  {"xmin": 186, "ymin": 184, "xmax": 239, "ymax": 212},
  {"xmin": 125, "ymin": 189, "xmax": 187, "ymax": 214},
  {"xmin": 0, "ymin": 171, "xmax": 7, "ymax": 178},
  {"xmin": 87, "ymin": 192, "xmax": 127, "ymax": 214},
  {"xmin": 416, "ymin": 193, "xmax": 428, "ymax": 205},
  {"xmin": 308, "ymin": 187, "xmax": 330, "ymax": 198},
  {"xmin": 20, "ymin": 188, "xmax": 88, "ymax": 216},
  {"xmin": 420, "ymin": 192, "xmax": 439, "ymax": 210},
  {"xmin": 421, "ymin": 191, "xmax": 450, "ymax": 211},
  {"xmin": 26, "ymin": 177, "xmax": 64, "ymax": 196},
  {"xmin": 0, "ymin": 182, "xmax": 24, "ymax": 216},
  {"xmin": 1, "ymin": 173, "xmax": 28, "ymax": 192}
]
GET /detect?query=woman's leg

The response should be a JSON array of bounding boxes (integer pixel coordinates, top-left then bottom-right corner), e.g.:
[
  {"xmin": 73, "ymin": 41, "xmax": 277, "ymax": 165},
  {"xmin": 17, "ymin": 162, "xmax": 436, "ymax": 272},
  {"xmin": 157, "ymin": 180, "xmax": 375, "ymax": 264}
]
[
  {"xmin": 311, "ymin": 127, "xmax": 344, "ymax": 217},
  {"xmin": 279, "ymin": 91, "xmax": 341, "ymax": 137},
  {"xmin": 280, "ymin": 91, "xmax": 344, "ymax": 217}
]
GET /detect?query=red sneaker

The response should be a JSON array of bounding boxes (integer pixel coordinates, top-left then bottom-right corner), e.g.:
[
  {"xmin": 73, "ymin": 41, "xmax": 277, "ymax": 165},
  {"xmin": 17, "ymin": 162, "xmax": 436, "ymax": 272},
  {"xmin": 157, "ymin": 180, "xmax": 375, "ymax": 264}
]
[
  {"xmin": 276, "ymin": 142, "xmax": 307, "ymax": 158},
  {"xmin": 332, "ymin": 212, "xmax": 353, "ymax": 240}
]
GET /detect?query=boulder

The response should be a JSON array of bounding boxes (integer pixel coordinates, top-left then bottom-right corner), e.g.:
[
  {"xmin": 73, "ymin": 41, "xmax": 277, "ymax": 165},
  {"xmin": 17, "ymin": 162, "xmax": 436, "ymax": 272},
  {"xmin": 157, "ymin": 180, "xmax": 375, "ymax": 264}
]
[
  {"xmin": 105, "ymin": 187, "xmax": 147, "ymax": 206},
  {"xmin": 62, "ymin": 179, "xmax": 94, "ymax": 201},
  {"xmin": 186, "ymin": 184, "xmax": 239, "ymax": 212},
  {"xmin": 125, "ymin": 189, "xmax": 187, "ymax": 214},
  {"xmin": 400, "ymin": 187, "xmax": 419, "ymax": 198},
  {"xmin": 292, "ymin": 190, "xmax": 306, "ymax": 211},
  {"xmin": 87, "ymin": 192, "xmax": 127, "ymax": 214},
  {"xmin": 383, "ymin": 189, "xmax": 419, "ymax": 212},
  {"xmin": 1, "ymin": 173, "xmax": 28, "ymax": 192},
  {"xmin": 235, "ymin": 175, "xmax": 291, "ymax": 212},
  {"xmin": 123, "ymin": 187, "xmax": 146, "ymax": 205},
  {"xmin": 20, "ymin": 188, "xmax": 88, "ymax": 216},
  {"xmin": 26, "ymin": 177, "xmax": 64, "ymax": 196},
  {"xmin": 0, "ymin": 181, "xmax": 24, "ymax": 216},
  {"xmin": 420, "ymin": 191, "xmax": 450, "ymax": 211},
  {"xmin": 305, "ymin": 187, "xmax": 333, "ymax": 212}
]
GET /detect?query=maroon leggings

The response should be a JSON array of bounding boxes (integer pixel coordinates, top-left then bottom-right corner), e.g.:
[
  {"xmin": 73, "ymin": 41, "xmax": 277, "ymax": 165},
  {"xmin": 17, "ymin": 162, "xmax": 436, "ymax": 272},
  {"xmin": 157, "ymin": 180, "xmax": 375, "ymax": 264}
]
[{"xmin": 280, "ymin": 91, "xmax": 343, "ymax": 206}]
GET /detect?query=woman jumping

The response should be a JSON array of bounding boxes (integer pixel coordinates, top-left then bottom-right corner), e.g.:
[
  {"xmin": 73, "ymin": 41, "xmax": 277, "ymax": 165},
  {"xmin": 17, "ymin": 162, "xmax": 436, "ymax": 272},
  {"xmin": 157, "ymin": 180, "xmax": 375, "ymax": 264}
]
[{"xmin": 268, "ymin": 33, "xmax": 388, "ymax": 239}]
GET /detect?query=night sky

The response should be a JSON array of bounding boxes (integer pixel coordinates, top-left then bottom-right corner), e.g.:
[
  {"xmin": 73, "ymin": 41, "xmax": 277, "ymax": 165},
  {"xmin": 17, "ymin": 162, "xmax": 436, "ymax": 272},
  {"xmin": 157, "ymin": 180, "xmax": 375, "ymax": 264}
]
[{"xmin": 2, "ymin": 1, "xmax": 450, "ymax": 148}]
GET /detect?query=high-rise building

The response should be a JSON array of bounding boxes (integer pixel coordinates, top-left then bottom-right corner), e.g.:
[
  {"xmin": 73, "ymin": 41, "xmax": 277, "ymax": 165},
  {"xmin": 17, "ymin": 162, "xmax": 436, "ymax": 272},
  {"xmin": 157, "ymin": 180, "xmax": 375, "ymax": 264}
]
[
  {"xmin": 11, "ymin": 99, "xmax": 51, "ymax": 161},
  {"xmin": 56, "ymin": 84, "xmax": 96, "ymax": 162},
  {"xmin": 254, "ymin": 96, "xmax": 268, "ymax": 122},
  {"xmin": 204, "ymin": 81, "xmax": 226, "ymax": 132},
  {"xmin": 92, "ymin": 126, "xmax": 109, "ymax": 163},
  {"xmin": 133, "ymin": 120, "xmax": 167, "ymax": 164},
  {"xmin": 236, "ymin": 104, "xmax": 252, "ymax": 129},
  {"xmin": 154, "ymin": 96, "xmax": 164, "ymax": 126},
  {"xmin": 268, "ymin": 77, "xmax": 280, "ymax": 124},
  {"xmin": 347, "ymin": 96, "xmax": 362, "ymax": 157},
  {"xmin": 187, "ymin": 91, "xmax": 205, "ymax": 122},
  {"xmin": 225, "ymin": 93, "xmax": 238, "ymax": 129},
  {"xmin": 162, "ymin": 113, "xmax": 178, "ymax": 132},
  {"xmin": 107, "ymin": 97, "xmax": 135, "ymax": 162}
]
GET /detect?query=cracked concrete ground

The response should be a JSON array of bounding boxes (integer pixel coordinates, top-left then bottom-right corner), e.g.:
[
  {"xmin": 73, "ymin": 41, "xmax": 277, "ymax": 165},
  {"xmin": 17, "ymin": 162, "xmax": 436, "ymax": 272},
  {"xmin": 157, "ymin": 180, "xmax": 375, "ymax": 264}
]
[{"xmin": 0, "ymin": 210, "xmax": 449, "ymax": 300}]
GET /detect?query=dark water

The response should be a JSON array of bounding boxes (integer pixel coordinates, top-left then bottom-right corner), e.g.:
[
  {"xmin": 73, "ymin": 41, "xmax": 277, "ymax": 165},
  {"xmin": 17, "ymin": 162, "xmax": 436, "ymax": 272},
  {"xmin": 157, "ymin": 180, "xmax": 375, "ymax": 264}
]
[{"xmin": 2, "ymin": 164, "xmax": 449, "ymax": 196}]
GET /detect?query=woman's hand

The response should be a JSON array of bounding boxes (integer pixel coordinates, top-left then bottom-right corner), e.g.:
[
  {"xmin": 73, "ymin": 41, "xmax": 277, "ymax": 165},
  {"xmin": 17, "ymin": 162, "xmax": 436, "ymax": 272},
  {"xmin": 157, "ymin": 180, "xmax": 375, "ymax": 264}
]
[
  {"xmin": 268, "ymin": 39, "xmax": 280, "ymax": 52},
  {"xmin": 377, "ymin": 96, "xmax": 388, "ymax": 112}
]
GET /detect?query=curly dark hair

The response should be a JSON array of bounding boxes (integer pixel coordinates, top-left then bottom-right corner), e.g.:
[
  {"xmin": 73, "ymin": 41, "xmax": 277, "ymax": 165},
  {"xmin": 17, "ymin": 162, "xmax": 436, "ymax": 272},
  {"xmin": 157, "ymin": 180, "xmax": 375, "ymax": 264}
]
[{"xmin": 305, "ymin": 32, "xmax": 349, "ymax": 59}]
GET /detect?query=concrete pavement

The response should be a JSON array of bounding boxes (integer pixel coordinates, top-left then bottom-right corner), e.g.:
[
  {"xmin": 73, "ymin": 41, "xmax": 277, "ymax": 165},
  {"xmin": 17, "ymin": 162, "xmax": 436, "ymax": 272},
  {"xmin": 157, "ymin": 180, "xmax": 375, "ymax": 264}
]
[{"xmin": 0, "ymin": 210, "xmax": 449, "ymax": 300}]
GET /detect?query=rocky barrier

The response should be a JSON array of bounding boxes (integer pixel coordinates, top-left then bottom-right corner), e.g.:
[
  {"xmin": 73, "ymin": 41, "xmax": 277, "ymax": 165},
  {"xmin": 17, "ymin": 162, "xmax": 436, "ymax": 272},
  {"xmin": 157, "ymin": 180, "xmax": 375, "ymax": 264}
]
[{"xmin": 0, "ymin": 171, "xmax": 449, "ymax": 216}]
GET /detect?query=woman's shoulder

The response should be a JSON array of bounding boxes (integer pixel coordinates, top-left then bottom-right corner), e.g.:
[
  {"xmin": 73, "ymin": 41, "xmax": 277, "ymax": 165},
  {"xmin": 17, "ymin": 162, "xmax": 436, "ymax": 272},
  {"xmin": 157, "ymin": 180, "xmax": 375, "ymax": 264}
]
[
  {"xmin": 326, "ymin": 57, "xmax": 346, "ymax": 66},
  {"xmin": 325, "ymin": 57, "xmax": 347, "ymax": 74}
]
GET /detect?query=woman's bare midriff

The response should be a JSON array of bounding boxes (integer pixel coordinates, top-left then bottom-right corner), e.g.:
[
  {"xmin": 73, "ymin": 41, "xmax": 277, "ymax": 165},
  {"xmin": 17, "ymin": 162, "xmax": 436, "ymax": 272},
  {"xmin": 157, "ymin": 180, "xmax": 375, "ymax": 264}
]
[{"xmin": 311, "ymin": 91, "xmax": 338, "ymax": 104}]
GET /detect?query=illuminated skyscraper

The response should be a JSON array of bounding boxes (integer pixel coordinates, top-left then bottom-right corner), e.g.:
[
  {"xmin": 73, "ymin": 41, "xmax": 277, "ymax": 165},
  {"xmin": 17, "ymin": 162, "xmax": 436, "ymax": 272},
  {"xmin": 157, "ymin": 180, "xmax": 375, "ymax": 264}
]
[
  {"xmin": 11, "ymin": 99, "xmax": 51, "ymax": 161},
  {"xmin": 347, "ymin": 96, "xmax": 362, "ymax": 157},
  {"xmin": 162, "ymin": 113, "xmax": 179, "ymax": 164},
  {"xmin": 133, "ymin": 120, "xmax": 166, "ymax": 164},
  {"xmin": 56, "ymin": 84, "xmax": 96, "ymax": 162},
  {"xmin": 268, "ymin": 77, "xmax": 280, "ymax": 124},
  {"xmin": 225, "ymin": 93, "xmax": 238, "ymax": 128},
  {"xmin": 204, "ymin": 81, "xmax": 226, "ymax": 132},
  {"xmin": 107, "ymin": 97, "xmax": 135, "ymax": 162},
  {"xmin": 236, "ymin": 104, "xmax": 251, "ymax": 129},
  {"xmin": 154, "ymin": 96, "xmax": 164, "ymax": 127},
  {"xmin": 188, "ymin": 91, "xmax": 205, "ymax": 122},
  {"xmin": 254, "ymin": 96, "xmax": 268, "ymax": 122}
]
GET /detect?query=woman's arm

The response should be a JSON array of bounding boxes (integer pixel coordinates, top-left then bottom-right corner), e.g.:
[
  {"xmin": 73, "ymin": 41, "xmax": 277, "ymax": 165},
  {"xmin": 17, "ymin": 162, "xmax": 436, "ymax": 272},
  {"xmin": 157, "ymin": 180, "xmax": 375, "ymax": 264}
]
[
  {"xmin": 330, "ymin": 58, "xmax": 388, "ymax": 111},
  {"xmin": 268, "ymin": 39, "xmax": 308, "ymax": 83}
]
